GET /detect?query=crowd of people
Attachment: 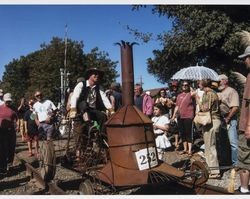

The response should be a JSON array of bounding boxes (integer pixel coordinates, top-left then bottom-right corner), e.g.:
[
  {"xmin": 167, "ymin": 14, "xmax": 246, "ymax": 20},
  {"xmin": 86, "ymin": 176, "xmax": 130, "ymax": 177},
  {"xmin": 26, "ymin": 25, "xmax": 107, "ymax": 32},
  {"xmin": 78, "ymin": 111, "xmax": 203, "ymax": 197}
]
[
  {"xmin": 0, "ymin": 89, "xmax": 58, "ymax": 171},
  {"xmin": 130, "ymin": 76, "xmax": 242, "ymax": 179},
  {"xmin": 102, "ymin": 47, "xmax": 250, "ymax": 192},
  {"xmin": 0, "ymin": 46, "xmax": 249, "ymax": 194}
]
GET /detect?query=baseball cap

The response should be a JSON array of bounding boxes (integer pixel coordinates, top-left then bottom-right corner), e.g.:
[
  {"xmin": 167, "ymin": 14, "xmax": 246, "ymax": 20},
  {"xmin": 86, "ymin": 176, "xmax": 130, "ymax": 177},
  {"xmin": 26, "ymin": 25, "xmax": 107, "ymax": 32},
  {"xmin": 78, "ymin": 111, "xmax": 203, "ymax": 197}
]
[
  {"xmin": 3, "ymin": 93, "xmax": 12, "ymax": 102},
  {"xmin": 238, "ymin": 46, "xmax": 250, "ymax": 59},
  {"xmin": 218, "ymin": 74, "xmax": 228, "ymax": 81},
  {"xmin": 171, "ymin": 81, "xmax": 178, "ymax": 86}
]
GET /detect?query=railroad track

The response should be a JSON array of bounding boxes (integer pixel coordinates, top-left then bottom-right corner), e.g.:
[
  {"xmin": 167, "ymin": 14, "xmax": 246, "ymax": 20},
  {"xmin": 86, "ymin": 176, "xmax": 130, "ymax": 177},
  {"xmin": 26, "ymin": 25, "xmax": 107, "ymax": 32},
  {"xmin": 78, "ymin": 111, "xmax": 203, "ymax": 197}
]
[
  {"xmin": 9, "ymin": 154, "xmax": 237, "ymax": 195},
  {"xmin": 24, "ymin": 162, "xmax": 65, "ymax": 194},
  {"xmin": 9, "ymin": 151, "xmax": 85, "ymax": 195},
  {"xmin": 0, "ymin": 133, "xmax": 243, "ymax": 195},
  {"xmin": 0, "ymin": 133, "xmax": 83, "ymax": 195}
]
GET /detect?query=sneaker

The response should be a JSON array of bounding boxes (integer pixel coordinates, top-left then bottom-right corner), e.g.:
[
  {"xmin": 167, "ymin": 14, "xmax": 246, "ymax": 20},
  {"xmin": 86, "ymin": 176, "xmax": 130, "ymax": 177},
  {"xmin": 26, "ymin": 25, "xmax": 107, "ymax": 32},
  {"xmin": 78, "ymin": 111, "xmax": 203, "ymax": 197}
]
[{"xmin": 238, "ymin": 186, "xmax": 250, "ymax": 194}]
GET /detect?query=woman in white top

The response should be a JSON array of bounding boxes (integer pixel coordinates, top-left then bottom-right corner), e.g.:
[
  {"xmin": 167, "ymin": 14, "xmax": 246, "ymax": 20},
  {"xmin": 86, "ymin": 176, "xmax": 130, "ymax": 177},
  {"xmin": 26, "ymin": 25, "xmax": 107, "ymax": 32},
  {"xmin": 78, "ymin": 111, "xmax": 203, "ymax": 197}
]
[{"xmin": 152, "ymin": 103, "xmax": 171, "ymax": 160}]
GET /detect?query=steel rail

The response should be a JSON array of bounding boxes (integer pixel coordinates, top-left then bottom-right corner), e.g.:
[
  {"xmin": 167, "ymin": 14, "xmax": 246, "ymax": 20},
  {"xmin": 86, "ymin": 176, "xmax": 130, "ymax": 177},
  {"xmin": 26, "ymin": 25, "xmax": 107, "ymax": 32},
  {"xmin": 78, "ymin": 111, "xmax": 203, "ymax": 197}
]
[
  {"xmin": 14, "ymin": 151, "xmax": 67, "ymax": 195},
  {"xmin": 25, "ymin": 162, "xmax": 66, "ymax": 194}
]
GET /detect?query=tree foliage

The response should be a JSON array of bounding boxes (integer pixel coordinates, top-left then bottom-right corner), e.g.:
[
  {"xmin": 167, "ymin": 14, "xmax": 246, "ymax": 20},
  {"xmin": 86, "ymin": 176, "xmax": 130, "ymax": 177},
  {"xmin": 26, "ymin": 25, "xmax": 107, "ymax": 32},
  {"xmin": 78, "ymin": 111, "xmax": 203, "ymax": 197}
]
[
  {"xmin": 132, "ymin": 5, "xmax": 250, "ymax": 85},
  {"xmin": 1, "ymin": 37, "xmax": 118, "ymax": 105}
]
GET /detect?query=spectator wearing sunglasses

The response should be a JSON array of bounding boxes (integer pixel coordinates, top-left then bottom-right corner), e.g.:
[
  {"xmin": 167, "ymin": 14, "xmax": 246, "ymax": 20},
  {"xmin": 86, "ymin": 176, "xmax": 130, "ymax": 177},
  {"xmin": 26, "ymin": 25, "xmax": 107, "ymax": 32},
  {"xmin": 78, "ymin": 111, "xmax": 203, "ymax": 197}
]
[{"xmin": 171, "ymin": 81, "xmax": 196, "ymax": 157}]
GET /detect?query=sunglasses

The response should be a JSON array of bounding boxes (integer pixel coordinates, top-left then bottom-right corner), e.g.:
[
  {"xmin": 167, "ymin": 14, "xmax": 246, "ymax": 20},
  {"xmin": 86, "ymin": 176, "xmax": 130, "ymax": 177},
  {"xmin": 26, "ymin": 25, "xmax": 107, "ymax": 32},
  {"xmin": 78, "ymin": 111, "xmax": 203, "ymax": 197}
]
[
  {"xmin": 35, "ymin": 94, "xmax": 42, "ymax": 97},
  {"xmin": 182, "ymin": 84, "xmax": 189, "ymax": 86}
]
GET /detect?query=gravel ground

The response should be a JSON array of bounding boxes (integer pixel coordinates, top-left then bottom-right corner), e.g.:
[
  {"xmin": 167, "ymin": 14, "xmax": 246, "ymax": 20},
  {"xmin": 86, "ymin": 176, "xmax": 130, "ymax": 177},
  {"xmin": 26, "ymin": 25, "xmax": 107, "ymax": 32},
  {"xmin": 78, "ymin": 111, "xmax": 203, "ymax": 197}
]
[
  {"xmin": 163, "ymin": 150, "xmax": 241, "ymax": 192},
  {"xmin": 0, "ymin": 133, "xmax": 244, "ymax": 195}
]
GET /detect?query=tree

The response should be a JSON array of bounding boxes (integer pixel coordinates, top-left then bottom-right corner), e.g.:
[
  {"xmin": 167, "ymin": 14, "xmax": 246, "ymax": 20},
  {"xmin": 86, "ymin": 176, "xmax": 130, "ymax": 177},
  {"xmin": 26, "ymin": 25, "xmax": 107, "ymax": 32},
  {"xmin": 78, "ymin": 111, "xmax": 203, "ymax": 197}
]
[
  {"xmin": 132, "ymin": 5, "xmax": 250, "ymax": 84},
  {"xmin": 1, "ymin": 57, "xmax": 30, "ymax": 104},
  {"xmin": 1, "ymin": 37, "xmax": 118, "ymax": 105}
]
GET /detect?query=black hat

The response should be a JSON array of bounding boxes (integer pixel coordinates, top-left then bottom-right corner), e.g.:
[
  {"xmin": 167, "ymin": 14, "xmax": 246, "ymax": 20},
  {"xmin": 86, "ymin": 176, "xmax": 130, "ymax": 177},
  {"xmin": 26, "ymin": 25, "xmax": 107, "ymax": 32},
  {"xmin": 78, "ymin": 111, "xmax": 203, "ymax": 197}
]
[{"xmin": 85, "ymin": 67, "xmax": 104, "ymax": 79}]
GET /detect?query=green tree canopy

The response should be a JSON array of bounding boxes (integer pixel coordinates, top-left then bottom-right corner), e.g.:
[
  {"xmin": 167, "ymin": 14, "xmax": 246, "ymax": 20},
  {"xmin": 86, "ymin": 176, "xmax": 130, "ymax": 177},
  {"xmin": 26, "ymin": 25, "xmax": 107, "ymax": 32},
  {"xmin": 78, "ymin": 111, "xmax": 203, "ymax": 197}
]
[
  {"xmin": 1, "ymin": 37, "xmax": 118, "ymax": 105},
  {"xmin": 132, "ymin": 5, "xmax": 250, "ymax": 84}
]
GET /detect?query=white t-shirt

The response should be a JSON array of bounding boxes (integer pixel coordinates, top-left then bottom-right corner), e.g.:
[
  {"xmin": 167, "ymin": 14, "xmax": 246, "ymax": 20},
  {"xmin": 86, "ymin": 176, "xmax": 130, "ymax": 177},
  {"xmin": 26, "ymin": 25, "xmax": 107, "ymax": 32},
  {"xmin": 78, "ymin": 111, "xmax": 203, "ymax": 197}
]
[{"xmin": 33, "ymin": 99, "xmax": 57, "ymax": 122}]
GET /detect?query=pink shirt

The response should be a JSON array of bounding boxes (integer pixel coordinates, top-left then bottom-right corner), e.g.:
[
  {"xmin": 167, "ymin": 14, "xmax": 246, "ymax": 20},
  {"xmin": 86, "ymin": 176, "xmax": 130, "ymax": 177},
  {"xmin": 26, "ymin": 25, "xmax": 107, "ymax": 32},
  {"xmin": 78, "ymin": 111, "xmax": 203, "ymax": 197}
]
[
  {"xmin": 0, "ymin": 104, "xmax": 18, "ymax": 129},
  {"xmin": 176, "ymin": 92, "xmax": 195, "ymax": 119},
  {"xmin": 143, "ymin": 94, "xmax": 154, "ymax": 115}
]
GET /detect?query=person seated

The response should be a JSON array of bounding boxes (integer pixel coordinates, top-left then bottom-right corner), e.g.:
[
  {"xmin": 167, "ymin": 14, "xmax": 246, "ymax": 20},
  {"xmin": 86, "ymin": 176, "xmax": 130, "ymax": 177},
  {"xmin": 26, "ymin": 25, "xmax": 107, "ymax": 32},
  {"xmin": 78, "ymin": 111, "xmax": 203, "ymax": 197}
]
[
  {"xmin": 69, "ymin": 68, "xmax": 114, "ymax": 159},
  {"xmin": 69, "ymin": 67, "xmax": 114, "ymax": 133}
]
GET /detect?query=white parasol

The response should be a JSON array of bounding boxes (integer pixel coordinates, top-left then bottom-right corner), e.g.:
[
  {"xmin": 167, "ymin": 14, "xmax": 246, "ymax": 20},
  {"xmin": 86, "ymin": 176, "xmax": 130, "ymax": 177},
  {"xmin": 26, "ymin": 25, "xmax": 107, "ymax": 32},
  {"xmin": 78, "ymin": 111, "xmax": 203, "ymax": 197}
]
[{"xmin": 171, "ymin": 65, "xmax": 219, "ymax": 81}]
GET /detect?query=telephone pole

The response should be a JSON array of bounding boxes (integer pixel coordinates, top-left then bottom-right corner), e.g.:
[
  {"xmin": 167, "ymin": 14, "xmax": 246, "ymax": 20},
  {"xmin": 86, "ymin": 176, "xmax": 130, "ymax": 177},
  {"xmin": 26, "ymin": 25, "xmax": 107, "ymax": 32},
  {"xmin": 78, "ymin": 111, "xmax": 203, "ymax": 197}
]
[
  {"xmin": 137, "ymin": 75, "xmax": 144, "ymax": 86},
  {"xmin": 60, "ymin": 24, "xmax": 70, "ymax": 112}
]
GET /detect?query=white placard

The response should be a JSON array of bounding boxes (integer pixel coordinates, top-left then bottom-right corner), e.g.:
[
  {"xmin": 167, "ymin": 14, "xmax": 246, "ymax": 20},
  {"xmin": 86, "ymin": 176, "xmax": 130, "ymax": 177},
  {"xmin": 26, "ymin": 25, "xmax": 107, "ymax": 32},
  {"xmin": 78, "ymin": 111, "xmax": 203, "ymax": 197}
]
[{"xmin": 135, "ymin": 147, "xmax": 158, "ymax": 170}]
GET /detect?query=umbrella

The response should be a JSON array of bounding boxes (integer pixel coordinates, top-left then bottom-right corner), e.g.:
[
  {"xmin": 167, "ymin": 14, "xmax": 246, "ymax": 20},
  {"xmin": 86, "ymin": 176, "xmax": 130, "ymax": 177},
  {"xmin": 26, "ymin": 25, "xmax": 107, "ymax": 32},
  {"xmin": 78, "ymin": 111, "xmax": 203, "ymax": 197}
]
[{"xmin": 171, "ymin": 65, "xmax": 219, "ymax": 81}]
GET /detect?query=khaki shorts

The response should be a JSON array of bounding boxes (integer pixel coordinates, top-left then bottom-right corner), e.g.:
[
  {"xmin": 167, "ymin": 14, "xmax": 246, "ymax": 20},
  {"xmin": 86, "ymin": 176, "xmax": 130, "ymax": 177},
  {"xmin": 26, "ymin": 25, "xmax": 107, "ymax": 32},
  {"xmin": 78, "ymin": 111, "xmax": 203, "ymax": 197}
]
[{"xmin": 237, "ymin": 134, "xmax": 250, "ymax": 170}]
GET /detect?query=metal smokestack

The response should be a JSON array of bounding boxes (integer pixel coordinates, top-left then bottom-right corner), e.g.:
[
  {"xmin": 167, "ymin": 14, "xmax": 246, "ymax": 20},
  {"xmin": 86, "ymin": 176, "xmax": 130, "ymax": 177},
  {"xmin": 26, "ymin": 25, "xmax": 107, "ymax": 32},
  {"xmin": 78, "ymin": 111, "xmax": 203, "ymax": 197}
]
[
  {"xmin": 97, "ymin": 40, "xmax": 185, "ymax": 187},
  {"xmin": 118, "ymin": 41, "xmax": 137, "ymax": 106}
]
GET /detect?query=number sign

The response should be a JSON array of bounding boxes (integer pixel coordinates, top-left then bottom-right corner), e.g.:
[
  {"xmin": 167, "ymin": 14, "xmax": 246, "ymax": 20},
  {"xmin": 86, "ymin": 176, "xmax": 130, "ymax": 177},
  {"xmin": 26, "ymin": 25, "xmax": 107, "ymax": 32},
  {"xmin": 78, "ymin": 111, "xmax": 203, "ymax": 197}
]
[{"xmin": 135, "ymin": 147, "xmax": 158, "ymax": 170}]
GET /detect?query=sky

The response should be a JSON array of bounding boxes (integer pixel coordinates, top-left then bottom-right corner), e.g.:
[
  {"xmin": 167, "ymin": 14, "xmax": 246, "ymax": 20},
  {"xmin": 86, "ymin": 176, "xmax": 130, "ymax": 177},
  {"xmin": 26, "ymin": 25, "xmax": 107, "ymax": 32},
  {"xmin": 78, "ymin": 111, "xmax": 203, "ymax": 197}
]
[{"xmin": 0, "ymin": 5, "xmax": 172, "ymax": 90}]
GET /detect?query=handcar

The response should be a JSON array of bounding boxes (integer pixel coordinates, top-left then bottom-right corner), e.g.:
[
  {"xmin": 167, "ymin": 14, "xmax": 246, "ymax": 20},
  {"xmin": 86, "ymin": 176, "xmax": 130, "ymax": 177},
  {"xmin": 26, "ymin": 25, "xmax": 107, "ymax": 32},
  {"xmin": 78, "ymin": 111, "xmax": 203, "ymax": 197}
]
[{"xmin": 38, "ymin": 106, "xmax": 210, "ymax": 195}]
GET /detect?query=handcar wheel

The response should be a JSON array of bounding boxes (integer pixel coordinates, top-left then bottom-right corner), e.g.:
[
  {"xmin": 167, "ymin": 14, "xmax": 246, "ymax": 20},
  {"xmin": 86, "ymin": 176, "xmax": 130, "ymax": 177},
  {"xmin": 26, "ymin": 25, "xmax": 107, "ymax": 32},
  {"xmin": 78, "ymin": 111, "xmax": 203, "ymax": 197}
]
[
  {"xmin": 190, "ymin": 160, "xmax": 209, "ymax": 186},
  {"xmin": 40, "ymin": 140, "xmax": 56, "ymax": 182},
  {"xmin": 79, "ymin": 179, "xmax": 94, "ymax": 195}
]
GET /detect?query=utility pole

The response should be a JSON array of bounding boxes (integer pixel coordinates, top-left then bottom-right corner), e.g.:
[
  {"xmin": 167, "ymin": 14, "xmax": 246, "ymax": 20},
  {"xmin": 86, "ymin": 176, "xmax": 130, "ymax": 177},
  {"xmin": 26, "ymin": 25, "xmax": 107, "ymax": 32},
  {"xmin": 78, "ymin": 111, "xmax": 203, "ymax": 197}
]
[
  {"xmin": 137, "ymin": 75, "xmax": 143, "ymax": 86},
  {"xmin": 60, "ymin": 24, "xmax": 70, "ymax": 113}
]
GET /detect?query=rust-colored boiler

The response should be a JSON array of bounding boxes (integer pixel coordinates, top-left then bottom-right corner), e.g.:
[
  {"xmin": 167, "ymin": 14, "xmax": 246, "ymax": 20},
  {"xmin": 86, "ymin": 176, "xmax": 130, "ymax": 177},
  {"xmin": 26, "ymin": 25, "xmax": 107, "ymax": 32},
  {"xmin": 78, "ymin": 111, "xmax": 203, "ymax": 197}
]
[{"xmin": 97, "ymin": 41, "xmax": 184, "ymax": 186}]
